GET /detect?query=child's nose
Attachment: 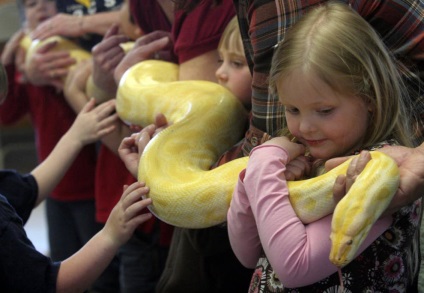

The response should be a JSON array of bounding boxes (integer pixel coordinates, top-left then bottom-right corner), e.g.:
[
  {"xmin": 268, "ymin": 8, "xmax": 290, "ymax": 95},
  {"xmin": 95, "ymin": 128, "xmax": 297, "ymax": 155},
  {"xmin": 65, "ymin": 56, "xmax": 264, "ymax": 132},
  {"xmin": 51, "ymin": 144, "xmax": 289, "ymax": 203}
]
[
  {"xmin": 299, "ymin": 118, "xmax": 315, "ymax": 133},
  {"xmin": 215, "ymin": 66, "xmax": 228, "ymax": 82}
]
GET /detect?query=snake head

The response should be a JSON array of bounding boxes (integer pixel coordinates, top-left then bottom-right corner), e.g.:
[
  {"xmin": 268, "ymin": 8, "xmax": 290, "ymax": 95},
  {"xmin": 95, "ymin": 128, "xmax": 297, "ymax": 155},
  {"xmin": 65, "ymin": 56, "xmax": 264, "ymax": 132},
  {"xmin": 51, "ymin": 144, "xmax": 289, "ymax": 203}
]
[{"xmin": 329, "ymin": 234, "xmax": 355, "ymax": 267}]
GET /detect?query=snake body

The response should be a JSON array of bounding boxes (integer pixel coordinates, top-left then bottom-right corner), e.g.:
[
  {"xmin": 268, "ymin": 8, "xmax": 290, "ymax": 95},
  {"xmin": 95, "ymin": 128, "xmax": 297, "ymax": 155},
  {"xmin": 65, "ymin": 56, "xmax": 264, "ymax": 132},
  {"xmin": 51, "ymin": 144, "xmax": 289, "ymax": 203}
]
[
  {"xmin": 117, "ymin": 60, "xmax": 400, "ymax": 268},
  {"xmin": 21, "ymin": 36, "xmax": 399, "ymax": 269}
]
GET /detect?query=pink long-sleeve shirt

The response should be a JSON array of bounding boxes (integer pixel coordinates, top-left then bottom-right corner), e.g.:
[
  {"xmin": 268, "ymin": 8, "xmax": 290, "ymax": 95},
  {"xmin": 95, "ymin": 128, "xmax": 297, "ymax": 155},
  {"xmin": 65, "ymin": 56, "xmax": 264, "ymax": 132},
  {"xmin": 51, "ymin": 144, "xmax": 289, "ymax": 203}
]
[{"xmin": 227, "ymin": 144, "xmax": 392, "ymax": 287}]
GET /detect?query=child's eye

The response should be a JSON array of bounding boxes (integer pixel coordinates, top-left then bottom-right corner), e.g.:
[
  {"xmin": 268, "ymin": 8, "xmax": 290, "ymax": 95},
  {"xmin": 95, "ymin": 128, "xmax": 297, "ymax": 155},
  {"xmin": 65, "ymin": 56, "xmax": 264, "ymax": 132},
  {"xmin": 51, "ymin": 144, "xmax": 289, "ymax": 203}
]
[
  {"xmin": 217, "ymin": 58, "xmax": 223, "ymax": 65},
  {"xmin": 25, "ymin": 0, "xmax": 37, "ymax": 8},
  {"xmin": 231, "ymin": 61, "xmax": 244, "ymax": 68},
  {"xmin": 285, "ymin": 107, "xmax": 299, "ymax": 115},
  {"xmin": 318, "ymin": 108, "xmax": 334, "ymax": 115}
]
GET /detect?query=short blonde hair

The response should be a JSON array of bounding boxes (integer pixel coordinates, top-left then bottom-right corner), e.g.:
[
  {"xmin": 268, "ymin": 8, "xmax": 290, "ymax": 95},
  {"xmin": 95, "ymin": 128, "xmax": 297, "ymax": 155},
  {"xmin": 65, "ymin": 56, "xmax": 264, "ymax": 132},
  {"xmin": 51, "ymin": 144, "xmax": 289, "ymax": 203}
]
[
  {"xmin": 218, "ymin": 16, "xmax": 244, "ymax": 57},
  {"xmin": 269, "ymin": 2, "xmax": 416, "ymax": 148}
]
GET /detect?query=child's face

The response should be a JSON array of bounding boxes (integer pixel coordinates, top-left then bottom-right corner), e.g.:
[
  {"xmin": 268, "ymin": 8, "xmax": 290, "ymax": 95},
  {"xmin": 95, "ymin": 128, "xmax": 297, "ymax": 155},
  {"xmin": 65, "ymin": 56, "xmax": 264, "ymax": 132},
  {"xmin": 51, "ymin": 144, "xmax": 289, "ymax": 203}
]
[
  {"xmin": 216, "ymin": 47, "xmax": 252, "ymax": 108},
  {"xmin": 278, "ymin": 69, "xmax": 371, "ymax": 160},
  {"xmin": 24, "ymin": 0, "xmax": 57, "ymax": 31}
]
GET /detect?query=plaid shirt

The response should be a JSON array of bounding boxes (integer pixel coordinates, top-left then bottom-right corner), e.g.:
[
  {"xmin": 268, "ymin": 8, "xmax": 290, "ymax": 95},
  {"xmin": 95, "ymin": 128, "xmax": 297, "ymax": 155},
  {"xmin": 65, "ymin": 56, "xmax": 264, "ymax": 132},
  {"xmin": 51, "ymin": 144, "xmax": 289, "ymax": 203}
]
[{"xmin": 232, "ymin": 0, "xmax": 424, "ymax": 157}]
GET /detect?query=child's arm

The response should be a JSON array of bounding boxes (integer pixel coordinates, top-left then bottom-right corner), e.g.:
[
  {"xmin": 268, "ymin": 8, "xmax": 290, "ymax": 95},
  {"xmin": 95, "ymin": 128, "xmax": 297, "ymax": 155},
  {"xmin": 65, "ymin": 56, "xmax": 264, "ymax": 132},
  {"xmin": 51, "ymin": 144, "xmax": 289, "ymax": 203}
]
[
  {"xmin": 63, "ymin": 59, "xmax": 92, "ymax": 113},
  {"xmin": 31, "ymin": 98, "xmax": 118, "ymax": 206},
  {"xmin": 56, "ymin": 181, "xmax": 153, "ymax": 292},
  {"xmin": 228, "ymin": 144, "xmax": 393, "ymax": 287}
]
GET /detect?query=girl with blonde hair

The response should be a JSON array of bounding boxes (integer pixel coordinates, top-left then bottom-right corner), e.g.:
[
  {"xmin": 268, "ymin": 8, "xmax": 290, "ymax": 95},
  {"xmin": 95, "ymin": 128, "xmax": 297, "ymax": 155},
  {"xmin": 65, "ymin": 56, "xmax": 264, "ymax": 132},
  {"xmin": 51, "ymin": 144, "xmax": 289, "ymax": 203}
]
[{"xmin": 228, "ymin": 2, "xmax": 421, "ymax": 291}]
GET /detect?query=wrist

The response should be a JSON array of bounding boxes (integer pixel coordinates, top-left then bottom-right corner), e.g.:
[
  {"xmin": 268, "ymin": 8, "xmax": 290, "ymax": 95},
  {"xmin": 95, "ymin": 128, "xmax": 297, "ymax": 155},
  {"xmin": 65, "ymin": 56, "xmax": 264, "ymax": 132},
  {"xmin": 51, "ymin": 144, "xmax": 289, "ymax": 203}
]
[{"xmin": 78, "ymin": 15, "xmax": 85, "ymax": 34}]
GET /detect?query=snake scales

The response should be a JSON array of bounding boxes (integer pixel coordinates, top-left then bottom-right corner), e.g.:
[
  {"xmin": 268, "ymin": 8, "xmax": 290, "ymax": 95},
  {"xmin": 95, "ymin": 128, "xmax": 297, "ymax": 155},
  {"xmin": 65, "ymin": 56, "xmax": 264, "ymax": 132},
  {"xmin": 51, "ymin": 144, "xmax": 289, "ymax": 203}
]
[{"xmin": 23, "ymin": 37, "xmax": 400, "ymax": 268}]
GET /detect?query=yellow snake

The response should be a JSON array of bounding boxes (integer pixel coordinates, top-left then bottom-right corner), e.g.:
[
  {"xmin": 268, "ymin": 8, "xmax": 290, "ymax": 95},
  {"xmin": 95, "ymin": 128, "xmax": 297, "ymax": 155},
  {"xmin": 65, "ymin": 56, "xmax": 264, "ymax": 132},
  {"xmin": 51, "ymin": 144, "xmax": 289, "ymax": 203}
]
[
  {"xmin": 23, "ymin": 37, "xmax": 400, "ymax": 268},
  {"xmin": 117, "ymin": 60, "xmax": 400, "ymax": 268}
]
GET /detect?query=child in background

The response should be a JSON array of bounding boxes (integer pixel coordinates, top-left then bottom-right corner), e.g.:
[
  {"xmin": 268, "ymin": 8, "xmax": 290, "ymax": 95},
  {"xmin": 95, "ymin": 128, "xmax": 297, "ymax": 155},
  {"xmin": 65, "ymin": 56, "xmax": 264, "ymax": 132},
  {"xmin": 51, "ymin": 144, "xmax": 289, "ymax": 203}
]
[
  {"xmin": 0, "ymin": 65, "xmax": 154, "ymax": 292},
  {"xmin": 227, "ymin": 3, "xmax": 421, "ymax": 292},
  {"xmin": 215, "ymin": 16, "xmax": 252, "ymax": 110},
  {"xmin": 0, "ymin": 0, "xmax": 117, "ymax": 291},
  {"xmin": 63, "ymin": 0, "xmax": 174, "ymax": 291},
  {"xmin": 118, "ymin": 15, "xmax": 254, "ymax": 292}
]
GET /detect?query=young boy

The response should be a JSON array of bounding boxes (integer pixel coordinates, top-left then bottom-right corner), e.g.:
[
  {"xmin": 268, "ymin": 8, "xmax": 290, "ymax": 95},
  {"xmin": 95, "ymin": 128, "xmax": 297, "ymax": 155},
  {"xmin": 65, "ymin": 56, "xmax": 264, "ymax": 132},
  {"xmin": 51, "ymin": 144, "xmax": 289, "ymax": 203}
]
[{"xmin": 0, "ymin": 63, "xmax": 154, "ymax": 291}]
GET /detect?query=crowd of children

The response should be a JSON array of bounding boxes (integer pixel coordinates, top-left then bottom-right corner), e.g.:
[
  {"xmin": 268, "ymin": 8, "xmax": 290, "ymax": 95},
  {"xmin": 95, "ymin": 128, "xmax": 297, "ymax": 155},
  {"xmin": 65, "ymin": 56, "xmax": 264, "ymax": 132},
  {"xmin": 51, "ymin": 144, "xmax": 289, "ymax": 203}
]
[{"xmin": 1, "ymin": 0, "xmax": 424, "ymax": 292}]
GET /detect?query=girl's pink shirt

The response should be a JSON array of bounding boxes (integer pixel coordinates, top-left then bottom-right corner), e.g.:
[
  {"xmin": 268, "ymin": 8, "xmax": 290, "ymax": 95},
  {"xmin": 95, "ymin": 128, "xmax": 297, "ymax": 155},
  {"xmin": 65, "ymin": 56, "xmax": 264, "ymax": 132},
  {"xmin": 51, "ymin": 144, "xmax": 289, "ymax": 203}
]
[{"xmin": 227, "ymin": 144, "xmax": 392, "ymax": 287}]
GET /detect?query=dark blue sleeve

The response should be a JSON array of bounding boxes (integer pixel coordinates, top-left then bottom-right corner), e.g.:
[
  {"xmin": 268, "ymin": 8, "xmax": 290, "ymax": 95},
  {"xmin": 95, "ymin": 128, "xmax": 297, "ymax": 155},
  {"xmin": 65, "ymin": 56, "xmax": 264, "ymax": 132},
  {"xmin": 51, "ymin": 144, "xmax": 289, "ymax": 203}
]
[
  {"xmin": 0, "ymin": 195, "xmax": 59, "ymax": 292},
  {"xmin": 0, "ymin": 170, "xmax": 38, "ymax": 224}
]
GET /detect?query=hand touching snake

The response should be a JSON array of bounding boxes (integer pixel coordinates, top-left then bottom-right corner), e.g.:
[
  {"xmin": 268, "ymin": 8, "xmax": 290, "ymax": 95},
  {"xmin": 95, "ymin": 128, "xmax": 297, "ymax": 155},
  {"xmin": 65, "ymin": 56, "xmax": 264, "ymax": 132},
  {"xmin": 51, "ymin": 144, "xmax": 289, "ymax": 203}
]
[
  {"xmin": 23, "ymin": 36, "xmax": 400, "ymax": 269},
  {"xmin": 116, "ymin": 60, "xmax": 400, "ymax": 269}
]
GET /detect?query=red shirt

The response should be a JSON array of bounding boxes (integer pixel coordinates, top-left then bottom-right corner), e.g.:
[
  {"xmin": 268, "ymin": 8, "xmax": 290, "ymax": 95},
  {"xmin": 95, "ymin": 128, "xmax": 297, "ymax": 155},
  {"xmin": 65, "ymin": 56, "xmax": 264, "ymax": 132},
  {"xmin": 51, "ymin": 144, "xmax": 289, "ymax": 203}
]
[{"xmin": 0, "ymin": 64, "xmax": 96, "ymax": 201}]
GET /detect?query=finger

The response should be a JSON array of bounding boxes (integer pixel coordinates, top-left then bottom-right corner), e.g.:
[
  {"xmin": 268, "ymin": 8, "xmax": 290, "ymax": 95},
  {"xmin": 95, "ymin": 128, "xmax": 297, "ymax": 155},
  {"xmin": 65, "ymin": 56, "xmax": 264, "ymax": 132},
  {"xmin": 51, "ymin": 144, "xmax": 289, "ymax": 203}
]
[
  {"xmin": 137, "ymin": 131, "xmax": 152, "ymax": 154},
  {"xmin": 135, "ymin": 31, "xmax": 170, "ymax": 46},
  {"xmin": 155, "ymin": 113, "xmax": 168, "ymax": 127},
  {"xmin": 356, "ymin": 151, "xmax": 371, "ymax": 173},
  {"xmin": 92, "ymin": 35, "xmax": 128, "ymax": 57},
  {"xmin": 324, "ymin": 156, "xmax": 351, "ymax": 172},
  {"xmin": 103, "ymin": 24, "xmax": 120, "ymax": 40},
  {"xmin": 333, "ymin": 175, "xmax": 346, "ymax": 204},
  {"xmin": 35, "ymin": 39, "xmax": 59, "ymax": 54},
  {"xmin": 345, "ymin": 156, "xmax": 359, "ymax": 191},
  {"xmin": 80, "ymin": 98, "xmax": 97, "ymax": 113}
]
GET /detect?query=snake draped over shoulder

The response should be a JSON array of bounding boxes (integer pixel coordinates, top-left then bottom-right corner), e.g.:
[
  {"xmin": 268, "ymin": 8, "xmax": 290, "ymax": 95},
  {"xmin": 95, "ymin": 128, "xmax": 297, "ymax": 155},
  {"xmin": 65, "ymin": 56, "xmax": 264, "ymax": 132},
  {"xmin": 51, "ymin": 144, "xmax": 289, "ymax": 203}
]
[{"xmin": 120, "ymin": 61, "xmax": 400, "ymax": 268}]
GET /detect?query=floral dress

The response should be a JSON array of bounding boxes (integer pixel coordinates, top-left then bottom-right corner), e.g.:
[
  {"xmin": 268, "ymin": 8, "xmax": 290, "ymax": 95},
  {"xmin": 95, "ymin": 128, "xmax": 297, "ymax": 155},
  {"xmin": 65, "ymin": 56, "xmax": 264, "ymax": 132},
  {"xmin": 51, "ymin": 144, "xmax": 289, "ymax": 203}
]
[{"xmin": 248, "ymin": 141, "xmax": 422, "ymax": 292}]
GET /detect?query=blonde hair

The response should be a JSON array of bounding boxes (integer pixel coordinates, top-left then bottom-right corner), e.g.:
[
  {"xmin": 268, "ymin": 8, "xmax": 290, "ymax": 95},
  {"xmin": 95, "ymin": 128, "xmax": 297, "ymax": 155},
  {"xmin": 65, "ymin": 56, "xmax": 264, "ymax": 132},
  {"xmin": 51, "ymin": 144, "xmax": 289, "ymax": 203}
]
[
  {"xmin": 270, "ymin": 2, "xmax": 421, "ymax": 281},
  {"xmin": 218, "ymin": 16, "xmax": 244, "ymax": 57},
  {"xmin": 269, "ymin": 2, "xmax": 416, "ymax": 148}
]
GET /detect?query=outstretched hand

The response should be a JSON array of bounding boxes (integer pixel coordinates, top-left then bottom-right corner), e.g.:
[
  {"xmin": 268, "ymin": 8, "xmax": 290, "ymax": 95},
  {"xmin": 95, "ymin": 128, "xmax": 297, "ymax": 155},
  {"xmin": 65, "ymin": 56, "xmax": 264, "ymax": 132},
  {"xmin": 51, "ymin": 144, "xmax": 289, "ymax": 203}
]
[
  {"xmin": 118, "ymin": 113, "xmax": 168, "ymax": 177},
  {"xmin": 67, "ymin": 98, "xmax": 118, "ymax": 145},
  {"xmin": 103, "ymin": 182, "xmax": 153, "ymax": 246}
]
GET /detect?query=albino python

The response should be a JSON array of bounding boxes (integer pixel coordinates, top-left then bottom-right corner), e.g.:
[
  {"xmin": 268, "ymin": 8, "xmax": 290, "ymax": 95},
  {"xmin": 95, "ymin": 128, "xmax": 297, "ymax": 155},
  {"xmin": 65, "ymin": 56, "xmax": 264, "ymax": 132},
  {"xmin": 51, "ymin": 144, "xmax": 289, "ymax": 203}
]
[
  {"xmin": 117, "ymin": 60, "xmax": 400, "ymax": 268},
  {"xmin": 23, "ymin": 37, "xmax": 400, "ymax": 268}
]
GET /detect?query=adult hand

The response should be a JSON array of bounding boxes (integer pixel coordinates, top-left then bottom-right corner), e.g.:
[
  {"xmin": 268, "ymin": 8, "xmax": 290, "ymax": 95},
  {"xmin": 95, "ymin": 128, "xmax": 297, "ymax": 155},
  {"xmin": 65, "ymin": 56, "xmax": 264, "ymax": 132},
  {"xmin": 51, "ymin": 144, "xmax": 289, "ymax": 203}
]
[
  {"xmin": 118, "ymin": 113, "xmax": 168, "ymax": 177},
  {"xmin": 379, "ymin": 143, "xmax": 424, "ymax": 215},
  {"xmin": 24, "ymin": 39, "xmax": 76, "ymax": 90},
  {"xmin": 326, "ymin": 144, "xmax": 424, "ymax": 215},
  {"xmin": 30, "ymin": 13, "xmax": 85, "ymax": 40},
  {"xmin": 330, "ymin": 151, "xmax": 371, "ymax": 204},
  {"xmin": 92, "ymin": 25, "xmax": 129, "ymax": 94},
  {"xmin": 114, "ymin": 31, "xmax": 173, "ymax": 84}
]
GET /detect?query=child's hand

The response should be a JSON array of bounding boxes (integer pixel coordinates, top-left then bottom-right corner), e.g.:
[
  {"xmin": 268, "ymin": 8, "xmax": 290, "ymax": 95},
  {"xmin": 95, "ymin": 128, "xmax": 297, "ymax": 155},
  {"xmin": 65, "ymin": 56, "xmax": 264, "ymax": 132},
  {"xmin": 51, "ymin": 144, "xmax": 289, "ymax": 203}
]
[
  {"xmin": 263, "ymin": 136, "xmax": 310, "ymax": 180},
  {"xmin": 67, "ymin": 98, "xmax": 118, "ymax": 146},
  {"xmin": 104, "ymin": 182, "xmax": 153, "ymax": 246},
  {"xmin": 284, "ymin": 156, "xmax": 311, "ymax": 181},
  {"xmin": 118, "ymin": 113, "xmax": 168, "ymax": 177},
  {"xmin": 263, "ymin": 136, "xmax": 306, "ymax": 159}
]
